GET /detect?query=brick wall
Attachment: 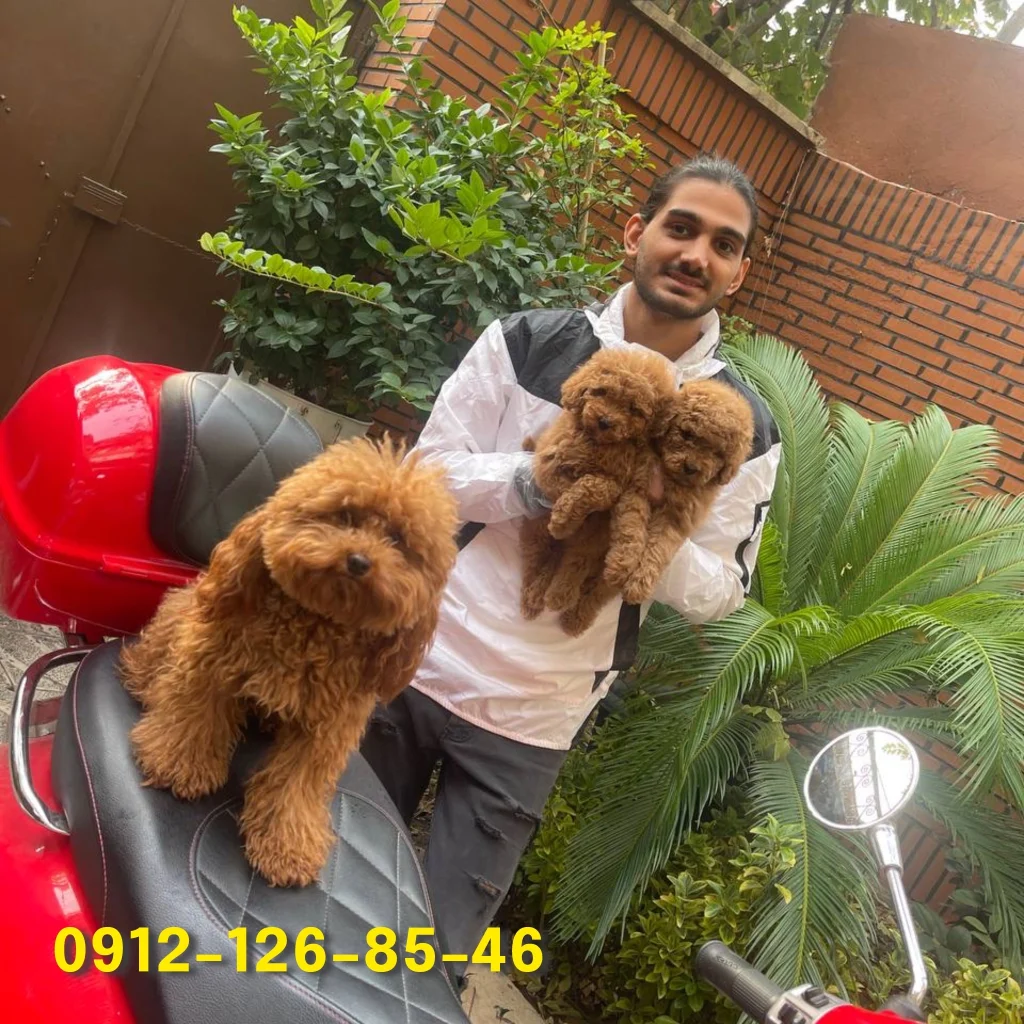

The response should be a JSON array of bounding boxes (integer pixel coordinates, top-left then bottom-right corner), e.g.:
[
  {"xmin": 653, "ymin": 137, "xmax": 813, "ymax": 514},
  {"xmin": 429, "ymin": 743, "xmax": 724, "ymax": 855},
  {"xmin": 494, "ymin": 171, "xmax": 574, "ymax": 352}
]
[{"xmin": 736, "ymin": 152, "xmax": 1024, "ymax": 493}]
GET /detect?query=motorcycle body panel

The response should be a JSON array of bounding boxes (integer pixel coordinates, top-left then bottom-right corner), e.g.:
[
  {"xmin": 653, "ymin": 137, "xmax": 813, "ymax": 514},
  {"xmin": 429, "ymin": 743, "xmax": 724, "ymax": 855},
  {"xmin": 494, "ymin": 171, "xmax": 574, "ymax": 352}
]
[{"xmin": 0, "ymin": 734, "xmax": 132, "ymax": 1022}]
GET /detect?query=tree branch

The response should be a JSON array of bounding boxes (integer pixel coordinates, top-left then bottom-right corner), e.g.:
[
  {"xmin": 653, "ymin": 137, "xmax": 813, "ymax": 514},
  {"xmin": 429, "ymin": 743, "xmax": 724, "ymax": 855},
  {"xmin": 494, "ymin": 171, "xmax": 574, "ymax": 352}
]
[{"xmin": 996, "ymin": 4, "xmax": 1024, "ymax": 43}]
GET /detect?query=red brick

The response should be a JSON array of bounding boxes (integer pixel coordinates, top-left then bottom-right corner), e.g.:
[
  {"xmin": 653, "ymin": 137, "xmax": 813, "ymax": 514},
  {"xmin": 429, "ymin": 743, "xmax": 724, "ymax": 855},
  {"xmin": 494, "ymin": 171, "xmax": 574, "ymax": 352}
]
[
  {"xmin": 782, "ymin": 241, "xmax": 834, "ymax": 272},
  {"xmin": 979, "ymin": 296, "xmax": 1024, "ymax": 328},
  {"xmin": 841, "ymin": 264, "xmax": 892, "ymax": 292},
  {"xmin": 790, "ymin": 264, "xmax": 846, "ymax": 294},
  {"xmin": 452, "ymin": 40, "xmax": 500, "ymax": 81},
  {"xmin": 854, "ymin": 284, "xmax": 910, "ymax": 316},
  {"xmin": 781, "ymin": 225, "xmax": 816, "ymax": 249},
  {"xmin": 860, "ymin": 393, "xmax": 908, "ymax": 421},
  {"xmin": 854, "ymin": 236, "xmax": 912, "ymax": 266},
  {"xmin": 912, "ymin": 257, "xmax": 969, "ymax": 287},
  {"xmin": 827, "ymin": 293, "xmax": 885, "ymax": 326},
  {"xmin": 938, "ymin": 337, "xmax": 1001, "ymax": 370},
  {"xmin": 963, "ymin": 331, "xmax": 1024, "ymax": 363},
  {"xmin": 804, "ymin": 350, "xmax": 856, "ymax": 384},
  {"xmin": 947, "ymin": 304, "xmax": 1015, "ymax": 336},
  {"xmin": 978, "ymin": 390, "xmax": 1024, "ymax": 423},
  {"xmin": 865, "ymin": 256, "xmax": 926, "ymax": 288},
  {"xmin": 425, "ymin": 50, "xmax": 483, "ymax": 96},
  {"xmin": 878, "ymin": 365, "xmax": 934, "ymax": 400},
  {"xmin": 888, "ymin": 315, "xmax": 943, "ymax": 350},
  {"xmin": 779, "ymin": 322, "xmax": 832, "ymax": 354},
  {"xmin": 921, "ymin": 367, "xmax": 981, "ymax": 400},
  {"xmin": 937, "ymin": 394, "xmax": 989, "ymax": 426},
  {"xmin": 787, "ymin": 210, "xmax": 841, "ymax": 241},
  {"xmin": 463, "ymin": 4, "xmax": 526, "ymax": 57},
  {"xmin": 892, "ymin": 336, "xmax": 948, "ymax": 369},
  {"xmin": 837, "ymin": 314, "xmax": 897, "ymax": 347},
  {"xmin": 945, "ymin": 360, "xmax": 1011, "ymax": 395},
  {"xmin": 797, "ymin": 313, "xmax": 856, "ymax": 345},
  {"xmin": 841, "ymin": 349, "xmax": 882, "ymax": 375},
  {"xmin": 814, "ymin": 237, "xmax": 867, "ymax": 266},
  {"xmin": 820, "ymin": 377, "xmax": 866, "ymax": 405},
  {"xmin": 924, "ymin": 278, "xmax": 981, "ymax": 309},
  {"xmin": 857, "ymin": 374, "xmax": 909, "ymax": 406},
  {"xmin": 854, "ymin": 337, "xmax": 922, "ymax": 374},
  {"xmin": 787, "ymin": 277, "xmax": 826, "ymax": 303},
  {"xmin": 993, "ymin": 415, "xmax": 1024, "ymax": 443},
  {"xmin": 908, "ymin": 306, "xmax": 966, "ymax": 340},
  {"xmin": 1004, "ymin": 362, "xmax": 1024, "ymax": 386},
  {"xmin": 973, "ymin": 276, "xmax": 1024, "ymax": 309}
]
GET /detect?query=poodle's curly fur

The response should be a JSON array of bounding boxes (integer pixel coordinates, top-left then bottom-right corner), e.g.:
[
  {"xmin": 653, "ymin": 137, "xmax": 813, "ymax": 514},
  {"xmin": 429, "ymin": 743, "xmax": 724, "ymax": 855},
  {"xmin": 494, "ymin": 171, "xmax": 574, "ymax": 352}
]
[
  {"xmin": 119, "ymin": 437, "xmax": 458, "ymax": 888},
  {"xmin": 519, "ymin": 346, "xmax": 677, "ymax": 626},
  {"xmin": 605, "ymin": 378, "xmax": 755, "ymax": 605}
]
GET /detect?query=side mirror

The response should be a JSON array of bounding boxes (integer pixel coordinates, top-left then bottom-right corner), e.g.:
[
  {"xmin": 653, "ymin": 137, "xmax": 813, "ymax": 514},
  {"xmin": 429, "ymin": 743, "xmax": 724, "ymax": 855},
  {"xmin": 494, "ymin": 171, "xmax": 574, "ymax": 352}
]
[{"xmin": 803, "ymin": 728, "xmax": 928, "ymax": 1015}]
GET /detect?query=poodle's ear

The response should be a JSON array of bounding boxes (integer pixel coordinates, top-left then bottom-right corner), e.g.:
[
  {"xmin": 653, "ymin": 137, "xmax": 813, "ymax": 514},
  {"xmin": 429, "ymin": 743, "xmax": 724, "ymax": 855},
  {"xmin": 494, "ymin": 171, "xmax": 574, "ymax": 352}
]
[
  {"xmin": 196, "ymin": 506, "xmax": 270, "ymax": 610},
  {"xmin": 560, "ymin": 370, "xmax": 590, "ymax": 414},
  {"xmin": 713, "ymin": 439, "xmax": 751, "ymax": 487},
  {"xmin": 369, "ymin": 607, "xmax": 439, "ymax": 705}
]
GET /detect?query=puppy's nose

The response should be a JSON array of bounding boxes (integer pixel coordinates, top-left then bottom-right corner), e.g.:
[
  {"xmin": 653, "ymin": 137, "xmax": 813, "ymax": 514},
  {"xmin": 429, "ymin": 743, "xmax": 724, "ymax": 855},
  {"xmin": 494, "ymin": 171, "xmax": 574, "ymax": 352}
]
[
  {"xmin": 347, "ymin": 553, "xmax": 372, "ymax": 577},
  {"xmin": 597, "ymin": 417, "xmax": 611, "ymax": 430}
]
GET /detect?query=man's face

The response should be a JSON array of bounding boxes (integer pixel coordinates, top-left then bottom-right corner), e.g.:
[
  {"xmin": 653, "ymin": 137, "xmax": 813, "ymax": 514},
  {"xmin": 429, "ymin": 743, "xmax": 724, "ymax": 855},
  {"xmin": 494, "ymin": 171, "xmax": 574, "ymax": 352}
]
[{"xmin": 624, "ymin": 178, "xmax": 754, "ymax": 320}]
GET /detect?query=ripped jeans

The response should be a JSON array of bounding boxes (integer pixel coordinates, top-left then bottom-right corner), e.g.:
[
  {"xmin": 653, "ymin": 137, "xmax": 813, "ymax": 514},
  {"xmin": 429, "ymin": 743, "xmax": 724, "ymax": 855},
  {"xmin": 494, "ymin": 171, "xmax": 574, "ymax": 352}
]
[{"xmin": 359, "ymin": 686, "xmax": 568, "ymax": 975}]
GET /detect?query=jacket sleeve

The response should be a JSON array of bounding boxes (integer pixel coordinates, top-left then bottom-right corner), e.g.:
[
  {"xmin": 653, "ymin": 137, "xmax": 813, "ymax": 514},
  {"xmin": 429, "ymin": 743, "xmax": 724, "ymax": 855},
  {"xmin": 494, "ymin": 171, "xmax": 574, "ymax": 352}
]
[
  {"xmin": 650, "ymin": 442, "xmax": 781, "ymax": 623},
  {"xmin": 412, "ymin": 318, "xmax": 535, "ymax": 523}
]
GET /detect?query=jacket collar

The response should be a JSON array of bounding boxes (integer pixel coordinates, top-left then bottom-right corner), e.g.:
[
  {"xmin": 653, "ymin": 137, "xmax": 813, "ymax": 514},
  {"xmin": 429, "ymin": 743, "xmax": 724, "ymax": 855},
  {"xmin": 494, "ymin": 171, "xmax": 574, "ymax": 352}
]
[{"xmin": 585, "ymin": 283, "xmax": 727, "ymax": 383}]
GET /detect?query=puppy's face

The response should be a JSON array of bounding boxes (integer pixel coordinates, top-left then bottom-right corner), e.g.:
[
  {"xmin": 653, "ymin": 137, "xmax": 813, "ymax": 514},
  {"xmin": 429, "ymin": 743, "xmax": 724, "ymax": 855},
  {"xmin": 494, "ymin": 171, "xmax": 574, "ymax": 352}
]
[
  {"xmin": 656, "ymin": 382, "xmax": 754, "ymax": 488},
  {"xmin": 562, "ymin": 365, "xmax": 658, "ymax": 444},
  {"xmin": 258, "ymin": 439, "xmax": 458, "ymax": 633}
]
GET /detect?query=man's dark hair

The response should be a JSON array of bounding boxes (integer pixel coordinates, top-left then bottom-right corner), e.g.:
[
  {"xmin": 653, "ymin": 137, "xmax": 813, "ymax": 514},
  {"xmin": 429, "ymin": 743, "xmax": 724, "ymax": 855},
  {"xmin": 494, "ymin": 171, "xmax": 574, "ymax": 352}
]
[{"xmin": 638, "ymin": 153, "xmax": 760, "ymax": 255}]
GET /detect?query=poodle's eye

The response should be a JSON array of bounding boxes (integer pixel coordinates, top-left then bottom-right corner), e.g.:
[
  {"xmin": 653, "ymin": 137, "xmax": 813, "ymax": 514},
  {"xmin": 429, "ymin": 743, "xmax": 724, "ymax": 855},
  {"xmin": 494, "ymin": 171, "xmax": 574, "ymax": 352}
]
[
  {"xmin": 630, "ymin": 404, "xmax": 643, "ymax": 417},
  {"xmin": 589, "ymin": 387, "xmax": 607, "ymax": 397},
  {"xmin": 336, "ymin": 509, "xmax": 355, "ymax": 526},
  {"xmin": 389, "ymin": 529, "xmax": 406, "ymax": 549}
]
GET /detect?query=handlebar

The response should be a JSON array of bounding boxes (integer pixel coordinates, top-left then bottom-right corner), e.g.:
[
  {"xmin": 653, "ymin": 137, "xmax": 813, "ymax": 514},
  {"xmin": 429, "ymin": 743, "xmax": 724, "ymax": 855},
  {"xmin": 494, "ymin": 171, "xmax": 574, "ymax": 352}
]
[{"xmin": 694, "ymin": 941, "xmax": 784, "ymax": 1023}]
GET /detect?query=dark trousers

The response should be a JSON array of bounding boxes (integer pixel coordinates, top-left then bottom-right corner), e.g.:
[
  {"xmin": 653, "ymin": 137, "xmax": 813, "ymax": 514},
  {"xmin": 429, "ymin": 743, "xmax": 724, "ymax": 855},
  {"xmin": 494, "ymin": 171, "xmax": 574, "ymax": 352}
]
[{"xmin": 359, "ymin": 686, "xmax": 568, "ymax": 974}]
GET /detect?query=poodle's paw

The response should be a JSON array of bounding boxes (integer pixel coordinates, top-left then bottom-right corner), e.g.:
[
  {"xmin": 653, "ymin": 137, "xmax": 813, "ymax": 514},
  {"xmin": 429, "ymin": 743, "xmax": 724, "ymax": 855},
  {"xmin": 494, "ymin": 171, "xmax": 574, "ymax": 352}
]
[
  {"xmin": 242, "ymin": 815, "xmax": 333, "ymax": 888},
  {"xmin": 559, "ymin": 604, "xmax": 596, "ymax": 637},
  {"xmin": 602, "ymin": 551, "xmax": 637, "ymax": 590},
  {"xmin": 544, "ymin": 576, "xmax": 580, "ymax": 612},
  {"xmin": 521, "ymin": 586, "xmax": 547, "ymax": 620},
  {"xmin": 621, "ymin": 572, "xmax": 656, "ymax": 606},
  {"xmin": 546, "ymin": 512, "xmax": 580, "ymax": 541},
  {"xmin": 131, "ymin": 717, "xmax": 228, "ymax": 800}
]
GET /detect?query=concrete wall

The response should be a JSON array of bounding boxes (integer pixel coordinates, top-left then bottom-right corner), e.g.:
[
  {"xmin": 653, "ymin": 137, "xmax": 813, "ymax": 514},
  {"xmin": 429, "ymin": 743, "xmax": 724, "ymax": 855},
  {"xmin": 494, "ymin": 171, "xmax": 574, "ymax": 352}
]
[{"xmin": 809, "ymin": 14, "xmax": 1024, "ymax": 223}]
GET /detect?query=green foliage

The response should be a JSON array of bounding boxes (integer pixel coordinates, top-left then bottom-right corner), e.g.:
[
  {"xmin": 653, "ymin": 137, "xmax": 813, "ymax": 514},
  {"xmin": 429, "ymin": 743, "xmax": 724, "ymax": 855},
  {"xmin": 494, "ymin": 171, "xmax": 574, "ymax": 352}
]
[
  {"xmin": 928, "ymin": 959, "xmax": 1024, "ymax": 1023},
  {"xmin": 205, "ymin": 0, "xmax": 648, "ymax": 416},
  {"xmin": 659, "ymin": 0, "xmax": 1013, "ymax": 119},
  {"xmin": 539, "ymin": 319, "xmax": 1024, "ymax": 997}
]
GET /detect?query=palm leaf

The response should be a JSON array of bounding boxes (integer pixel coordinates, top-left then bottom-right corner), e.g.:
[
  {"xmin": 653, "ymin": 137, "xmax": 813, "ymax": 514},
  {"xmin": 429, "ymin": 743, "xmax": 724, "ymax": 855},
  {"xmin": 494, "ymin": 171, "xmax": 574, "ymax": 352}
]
[
  {"xmin": 746, "ymin": 753, "xmax": 877, "ymax": 991},
  {"xmin": 549, "ymin": 697, "xmax": 762, "ymax": 952},
  {"xmin": 912, "ymin": 596, "xmax": 1024, "ymax": 811},
  {"xmin": 916, "ymin": 773, "xmax": 1024, "ymax": 970},
  {"xmin": 868, "ymin": 494, "xmax": 1024, "ymax": 608},
  {"xmin": 832, "ymin": 406, "xmax": 999, "ymax": 617},
  {"xmin": 750, "ymin": 518, "xmax": 786, "ymax": 614},
  {"xmin": 810, "ymin": 405, "xmax": 906, "ymax": 607},
  {"xmin": 722, "ymin": 333, "xmax": 830, "ymax": 610}
]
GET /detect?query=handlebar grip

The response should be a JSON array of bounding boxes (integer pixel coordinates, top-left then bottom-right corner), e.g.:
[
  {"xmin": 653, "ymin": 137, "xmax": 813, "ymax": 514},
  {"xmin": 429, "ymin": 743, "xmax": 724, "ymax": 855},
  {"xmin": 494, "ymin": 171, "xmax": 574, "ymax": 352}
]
[{"xmin": 694, "ymin": 941, "xmax": 784, "ymax": 1024}]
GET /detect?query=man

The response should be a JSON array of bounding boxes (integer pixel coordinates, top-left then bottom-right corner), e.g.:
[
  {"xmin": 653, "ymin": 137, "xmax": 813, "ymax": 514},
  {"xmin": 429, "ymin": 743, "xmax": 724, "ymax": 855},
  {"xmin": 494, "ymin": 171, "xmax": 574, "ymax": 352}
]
[{"xmin": 360, "ymin": 153, "xmax": 781, "ymax": 970}]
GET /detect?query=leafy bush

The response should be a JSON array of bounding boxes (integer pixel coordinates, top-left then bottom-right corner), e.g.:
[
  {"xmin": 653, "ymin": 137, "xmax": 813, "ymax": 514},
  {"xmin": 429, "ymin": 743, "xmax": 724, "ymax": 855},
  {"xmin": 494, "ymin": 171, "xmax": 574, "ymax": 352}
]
[
  {"xmin": 203, "ymin": 0, "xmax": 647, "ymax": 416},
  {"xmin": 929, "ymin": 959, "xmax": 1024, "ymax": 1023},
  {"xmin": 539, "ymin": 321, "xmax": 1024, "ymax": 997}
]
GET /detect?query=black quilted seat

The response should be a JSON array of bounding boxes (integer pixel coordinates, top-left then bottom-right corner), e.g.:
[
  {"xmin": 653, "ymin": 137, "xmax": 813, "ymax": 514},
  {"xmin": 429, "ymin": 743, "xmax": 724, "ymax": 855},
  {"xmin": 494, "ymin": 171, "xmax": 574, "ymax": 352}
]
[
  {"xmin": 149, "ymin": 371, "xmax": 325, "ymax": 566},
  {"xmin": 52, "ymin": 641, "xmax": 469, "ymax": 1024}
]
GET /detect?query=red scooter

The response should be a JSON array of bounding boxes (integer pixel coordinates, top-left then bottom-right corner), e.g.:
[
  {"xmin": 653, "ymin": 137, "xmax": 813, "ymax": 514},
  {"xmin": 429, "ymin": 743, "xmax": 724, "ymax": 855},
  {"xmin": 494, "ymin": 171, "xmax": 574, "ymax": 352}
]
[{"xmin": 0, "ymin": 357, "xmax": 926, "ymax": 1024}]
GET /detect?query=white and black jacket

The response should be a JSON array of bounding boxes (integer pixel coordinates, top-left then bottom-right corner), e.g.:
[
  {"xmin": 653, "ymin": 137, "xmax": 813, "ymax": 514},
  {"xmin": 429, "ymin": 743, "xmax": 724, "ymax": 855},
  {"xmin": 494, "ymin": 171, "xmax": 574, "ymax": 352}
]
[{"xmin": 409, "ymin": 284, "xmax": 781, "ymax": 750}]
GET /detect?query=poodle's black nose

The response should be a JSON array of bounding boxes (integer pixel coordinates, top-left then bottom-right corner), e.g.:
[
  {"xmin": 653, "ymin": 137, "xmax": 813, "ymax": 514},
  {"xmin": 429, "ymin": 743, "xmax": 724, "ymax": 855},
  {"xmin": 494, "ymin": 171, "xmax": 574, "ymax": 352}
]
[
  {"xmin": 597, "ymin": 417, "xmax": 611, "ymax": 430},
  {"xmin": 347, "ymin": 553, "xmax": 371, "ymax": 577}
]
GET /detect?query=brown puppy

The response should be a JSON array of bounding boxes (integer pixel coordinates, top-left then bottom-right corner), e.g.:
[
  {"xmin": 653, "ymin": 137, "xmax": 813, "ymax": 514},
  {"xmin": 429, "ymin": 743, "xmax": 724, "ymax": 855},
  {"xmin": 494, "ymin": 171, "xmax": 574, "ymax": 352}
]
[
  {"xmin": 519, "ymin": 346, "xmax": 676, "ymax": 622},
  {"xmin": 606, "ymin": 378, "xmax": 754, "ymax": 605},
  {"xmin": 119, "ymin": 437, "xmax": 458, "ymax": 888}
]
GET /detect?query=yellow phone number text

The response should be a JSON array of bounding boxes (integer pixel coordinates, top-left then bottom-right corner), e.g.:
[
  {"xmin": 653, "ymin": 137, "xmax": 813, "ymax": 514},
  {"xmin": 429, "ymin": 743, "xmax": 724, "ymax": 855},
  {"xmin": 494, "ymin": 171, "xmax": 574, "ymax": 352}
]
[{"xmin": 55, "ymin": 925, "xmax": 543, "ymax": 974}]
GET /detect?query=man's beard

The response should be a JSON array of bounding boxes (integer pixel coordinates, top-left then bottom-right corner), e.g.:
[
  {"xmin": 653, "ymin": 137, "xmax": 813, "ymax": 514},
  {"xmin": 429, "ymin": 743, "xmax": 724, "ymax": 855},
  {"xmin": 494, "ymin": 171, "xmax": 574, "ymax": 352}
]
[{"xmin": 633, "ymin": 245, "xmax": 725, "ymax": 320}]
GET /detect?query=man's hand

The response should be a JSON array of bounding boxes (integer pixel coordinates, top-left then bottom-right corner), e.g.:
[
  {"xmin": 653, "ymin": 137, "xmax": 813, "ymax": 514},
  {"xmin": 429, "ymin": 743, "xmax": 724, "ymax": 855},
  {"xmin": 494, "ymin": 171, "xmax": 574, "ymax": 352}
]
[{"xmin": 513, "ymin": 463, "xmax": 553, "ymax": 518}]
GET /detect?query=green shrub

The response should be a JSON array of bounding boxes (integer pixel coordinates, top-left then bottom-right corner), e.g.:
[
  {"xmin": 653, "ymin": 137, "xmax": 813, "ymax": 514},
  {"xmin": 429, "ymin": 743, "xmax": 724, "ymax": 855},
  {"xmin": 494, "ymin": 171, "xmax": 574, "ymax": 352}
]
[
  {"xmin": 203, "ymin": 0, "xmax": 648, "ymax": 417},
  {"xmin": 929, "ymin": 959, "xmax": 1024, "ymax": 1023}
]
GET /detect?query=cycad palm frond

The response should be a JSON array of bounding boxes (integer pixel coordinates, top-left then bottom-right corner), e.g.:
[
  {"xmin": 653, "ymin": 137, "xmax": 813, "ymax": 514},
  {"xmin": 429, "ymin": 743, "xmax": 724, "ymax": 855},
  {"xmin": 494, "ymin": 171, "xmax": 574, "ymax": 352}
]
[
  {"xmin": 869, "ymin": 494, "xmax": 1024, "ymax": 609},
  {"xmin": 750, "ymin": 518, "xmax": 786, "ymax": 614},
  {"xmin": 549, "ymin": 694, "xmax": 763, "ymax": 951},
  {"xmin": 832, "ymin": 406, "xmax": 1000, "ymax": 617},
  {"xmin": 910, "ymin": 596, "xmax": 1024, "ymax": 810},
  {"xmin": 747, "ymin": 753, "xmax": 877, "ymax": 991},
  {"xmin": 809, "ymin": 405, "xmax": 907, "ymax": 608},
  {"xmin": 722, "ymin": 333, "xmax": 829, "ymax": 610}
]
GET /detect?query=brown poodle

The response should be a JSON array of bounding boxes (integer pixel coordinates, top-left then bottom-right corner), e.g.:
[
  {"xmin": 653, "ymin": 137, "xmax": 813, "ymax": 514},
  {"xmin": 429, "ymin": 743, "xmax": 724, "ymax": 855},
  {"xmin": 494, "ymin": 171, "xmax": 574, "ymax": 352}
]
[
  {"xmin": 119, "ymin": 437, "xmax": 458, "ymax": 888},
  {"xmin": 605, "ymin": 378, "xmax": 755, "ymax": 606},
  {"xmin": 519, "ymin": 346, "xmax": 676, "ymax": 622}
]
